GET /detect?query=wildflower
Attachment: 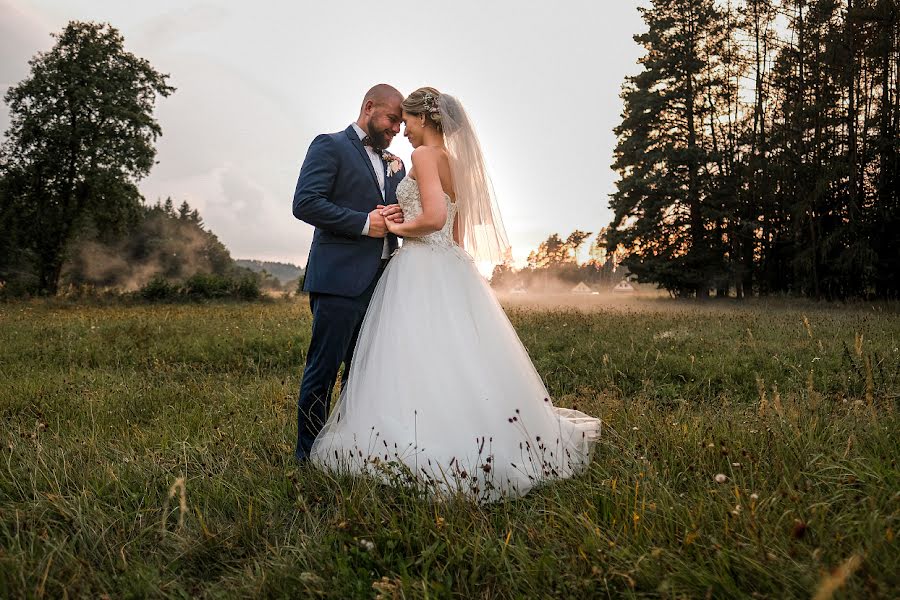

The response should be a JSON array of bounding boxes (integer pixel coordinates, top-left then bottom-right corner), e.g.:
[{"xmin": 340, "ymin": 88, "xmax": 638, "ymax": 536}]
[
  {"xmin": 715, "ymin": 473, "xmax": 727, "ymax": 484},
  {"xmin": 372, "ymin": 577, "xmax": 400, "ymax": 598},
  {"xmin": 791, "ymin": 519, "xmax": 807, "ymax": 539},
  {"xmin": 300, "ymin": 572, "xmax": 324, "ymax": 585},
  {"xmin": 750, "ymin": 493, "xmax": 759, "ymax": 501},
  {"xmin": 732, "ymin": 462, "xmax": 741, "ymax": 467},
  {"xmin": 358, "ymin": 539, "xmax": 375, "ymax": 552},
  {"xmin": 632, "ymin": 426, "xmax": 638, "ymax": 431}
]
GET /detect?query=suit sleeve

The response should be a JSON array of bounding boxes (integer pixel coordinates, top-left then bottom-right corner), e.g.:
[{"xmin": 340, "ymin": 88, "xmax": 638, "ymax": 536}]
[{"xmin": 292, "ymin": 135, "xmax": 369, "ymax": 237}]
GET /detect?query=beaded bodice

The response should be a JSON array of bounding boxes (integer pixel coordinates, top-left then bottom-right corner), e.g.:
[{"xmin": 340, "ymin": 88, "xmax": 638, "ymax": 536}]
[{"xmin": 396, "ymin": 177, "xmax": 457, "ymax": 249}]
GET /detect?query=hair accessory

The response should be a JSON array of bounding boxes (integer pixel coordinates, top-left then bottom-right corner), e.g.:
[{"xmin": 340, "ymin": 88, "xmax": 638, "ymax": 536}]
[{"xmin": 423, "ymin": 92, "xmax": 442, "ymax": 123}]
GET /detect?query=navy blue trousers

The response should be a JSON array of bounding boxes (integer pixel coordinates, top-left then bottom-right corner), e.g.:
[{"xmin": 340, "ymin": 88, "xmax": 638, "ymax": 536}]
[{"xmin": 295, "ymin": 263, "xmax": 385, "ymax": 461}]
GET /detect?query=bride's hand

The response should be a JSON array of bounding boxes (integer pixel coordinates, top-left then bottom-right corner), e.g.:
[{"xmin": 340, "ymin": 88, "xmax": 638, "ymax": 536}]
[
  {"xmin": 381, "ymin": 205, "xmax": 405, "ymax": 224},
  {"xmin": 385, "ymin": 216, "xmax": 403, "ymax": 234}
]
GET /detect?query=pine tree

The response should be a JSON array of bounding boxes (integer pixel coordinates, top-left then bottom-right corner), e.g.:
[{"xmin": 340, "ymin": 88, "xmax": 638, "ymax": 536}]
[{"xmin": 609, "ymin": 0, "xmax": 727, "ymax": 297}]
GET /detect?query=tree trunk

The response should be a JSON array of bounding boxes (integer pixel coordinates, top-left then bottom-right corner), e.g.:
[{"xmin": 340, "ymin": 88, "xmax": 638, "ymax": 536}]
[
  {"xmin": 847, "ymin": 0, "xmax": 860, "ymax": 222},
  {"xmin": 685, "ymin": 5, "xmax": 707, "ymax": 299}
]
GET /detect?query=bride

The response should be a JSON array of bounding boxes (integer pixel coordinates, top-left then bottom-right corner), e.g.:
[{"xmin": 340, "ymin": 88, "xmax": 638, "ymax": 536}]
[{"xmin": 310, "ymin": 87, "xmax": 601, "ymax": 501}]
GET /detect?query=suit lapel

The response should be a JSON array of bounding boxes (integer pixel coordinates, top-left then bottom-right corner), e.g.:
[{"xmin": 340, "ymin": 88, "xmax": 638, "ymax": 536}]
[{"xmin": 345, "ymin": 126, "xmax": 382, "ymax": 195}]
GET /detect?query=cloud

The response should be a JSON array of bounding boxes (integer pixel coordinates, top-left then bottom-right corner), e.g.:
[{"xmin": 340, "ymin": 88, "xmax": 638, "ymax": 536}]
[
  {"xmin": 137, "ymin": 48, "xmax": 319, "ymax": 266},
  {"xmin": 133, "ymin": 3, "xmax": 229, "ymax": 51},
  {"xmin": 0, "ymin": 0, "xmax": 52, "ymax": 126},
  {"xmin": 211, "ymin": 166, "xmax": 310, "ymax": 264}
]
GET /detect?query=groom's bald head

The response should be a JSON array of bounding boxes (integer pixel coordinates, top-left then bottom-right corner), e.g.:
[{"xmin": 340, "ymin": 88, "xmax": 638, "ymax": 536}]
[
  {"xmin": 357, "ymin": 84, "xmax": 403, "ymax": 150},
  {"xmin": 359, "ymin": 84, "xmax": 403, "ymax": 113}
]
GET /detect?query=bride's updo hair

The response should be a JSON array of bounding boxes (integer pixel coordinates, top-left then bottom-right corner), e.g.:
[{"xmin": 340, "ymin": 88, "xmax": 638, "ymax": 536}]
[{"xmin": 402, "ymin": 87, "xmax": 444, "ymax": 132}]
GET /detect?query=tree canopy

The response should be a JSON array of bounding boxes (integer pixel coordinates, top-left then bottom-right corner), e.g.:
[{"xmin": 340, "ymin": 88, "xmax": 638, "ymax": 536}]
[{"xmin": 609, "ymin": 0, "xmax": 899, "ymax": 299}]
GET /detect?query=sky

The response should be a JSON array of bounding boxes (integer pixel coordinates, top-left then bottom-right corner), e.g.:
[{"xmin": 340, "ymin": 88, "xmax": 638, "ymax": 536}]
[{"xmin": 1, "ymin": 0, "xmax": 648, "ymax": 267}]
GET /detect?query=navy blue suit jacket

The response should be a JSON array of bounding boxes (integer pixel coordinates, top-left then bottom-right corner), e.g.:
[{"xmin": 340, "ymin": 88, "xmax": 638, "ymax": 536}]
[{"xmin": 293, "ymin": 125, "xmax": 405, "ymax": 297}]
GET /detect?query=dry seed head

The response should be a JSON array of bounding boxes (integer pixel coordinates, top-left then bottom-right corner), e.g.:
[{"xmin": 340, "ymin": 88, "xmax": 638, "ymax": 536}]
[
  {"xmin": 864, "ymin": 355, "xmax": 874, "ymax": 408},
  {"xmin": 161, "ymin": 476, "xmax": 187, "ymax": 534},
  {"xmin": 756, "ymin": 376, "xmax": 768, "ymax": 416},
  {"xmin": 811, "ymin": 554, "xmax": 862, "ymax": 600},
  {"xmin": 772, "ymin": 384, "xmax": 783, "ymax": 416},
  {"xmin": 807, "ymin": 369, "xmax": 819, "ymax": 409}
]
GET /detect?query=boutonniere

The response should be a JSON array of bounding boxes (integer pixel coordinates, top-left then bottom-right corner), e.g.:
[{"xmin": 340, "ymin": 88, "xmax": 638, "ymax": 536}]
[{"xmin": 381, "ymin": 151, "xmax": 402, "ymax": 177}]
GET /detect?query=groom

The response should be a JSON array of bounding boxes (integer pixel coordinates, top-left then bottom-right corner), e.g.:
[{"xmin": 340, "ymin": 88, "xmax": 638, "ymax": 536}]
[{"xmin": 292, "ymin": 84, "xmax": 406, "ymax": 462}]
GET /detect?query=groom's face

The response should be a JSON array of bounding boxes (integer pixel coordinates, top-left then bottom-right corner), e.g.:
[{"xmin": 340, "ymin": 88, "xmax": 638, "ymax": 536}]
[{"xmin": 364, "ymin": 99, "xmax": 403, "ymax": 150}]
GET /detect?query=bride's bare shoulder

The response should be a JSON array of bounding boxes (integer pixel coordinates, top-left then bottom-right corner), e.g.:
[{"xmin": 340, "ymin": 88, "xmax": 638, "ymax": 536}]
[{"xmin": 411, "ymin": 145, "xmax": 449, "ymax": 164}]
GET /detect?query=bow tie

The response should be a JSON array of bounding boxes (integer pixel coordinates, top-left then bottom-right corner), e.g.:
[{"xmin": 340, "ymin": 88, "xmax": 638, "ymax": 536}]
[{"xmin": 361, "ymin": 135, "xmax": 385, "ymax": 155}]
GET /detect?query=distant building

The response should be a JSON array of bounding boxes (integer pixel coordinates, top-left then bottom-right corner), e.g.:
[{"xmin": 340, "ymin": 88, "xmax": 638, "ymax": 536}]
[
  {"xmin": 613, "ymin": 280, "xmax": 635, "ymax": 293},
  {"xmin": 571, "ymin": 282, "xmax": 595, "ymax": 295}
]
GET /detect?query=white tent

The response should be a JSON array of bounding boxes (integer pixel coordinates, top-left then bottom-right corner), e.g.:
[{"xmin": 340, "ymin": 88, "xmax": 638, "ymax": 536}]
[
  {"xmin": 571, "ymin": 282, "xmax": 594, "ymax": 294},
  {"xmin": 613, "ymin": 280, "xmax": 635, "ymax": 293}
]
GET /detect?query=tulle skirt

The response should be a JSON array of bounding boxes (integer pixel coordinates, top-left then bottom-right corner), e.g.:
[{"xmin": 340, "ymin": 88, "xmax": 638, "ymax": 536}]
[{"xmin": 310, "ymin": 241, "xmax": 601, "ymax": 501}]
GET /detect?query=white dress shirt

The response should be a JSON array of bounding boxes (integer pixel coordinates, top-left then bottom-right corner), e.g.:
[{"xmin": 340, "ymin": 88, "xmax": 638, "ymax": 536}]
[{"xmin": 352, "ymin": 122, "xmax": 390, "ymax": 259}]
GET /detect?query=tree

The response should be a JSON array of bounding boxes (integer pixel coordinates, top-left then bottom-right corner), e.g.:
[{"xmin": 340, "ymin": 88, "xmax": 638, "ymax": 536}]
[
  {"xmin": 609, "ymin": 0, "xmax": 728, "ymax": 297},
  {"xmin": 63, "ymin": 199, "xmax": 237, "ymax": 289},
  {"xmin": 0, "ymin": 21, "xmax": 174, "ymax": 294},
  {"xmin": 609, "ymin": 0, "xmax": 898, "ymax": 299},
  {"xmin": 527, "ymin": 230, "xmax": 593, "ymax": 269}
]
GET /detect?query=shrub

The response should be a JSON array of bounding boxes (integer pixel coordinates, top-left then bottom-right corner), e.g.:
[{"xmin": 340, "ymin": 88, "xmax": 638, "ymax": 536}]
[
  {"xmin": 138, "ymin": 273, "xmax": 260, "ymax": 302},
  {"xmin": 233, "ymin": 275, "xmax": 261, "ymax": 301},
  {"xmin": 139, "ymin": 275, "xmax": 178, "ymax": 301},
  {"xmin": 182, "ymin": 273, "xmax": 232, "ymax": 299}
]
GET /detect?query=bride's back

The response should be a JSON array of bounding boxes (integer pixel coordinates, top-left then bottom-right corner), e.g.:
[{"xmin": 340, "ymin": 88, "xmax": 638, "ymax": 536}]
[{"xmin": 435, "ymin": 148, "xmax": 455, "ymax": 203}]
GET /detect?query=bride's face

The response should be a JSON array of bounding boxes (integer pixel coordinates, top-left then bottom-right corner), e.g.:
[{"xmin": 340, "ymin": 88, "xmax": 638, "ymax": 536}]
[{"xmin": 402, "ymin": 110, "xmax": 426, "ymax": 148}]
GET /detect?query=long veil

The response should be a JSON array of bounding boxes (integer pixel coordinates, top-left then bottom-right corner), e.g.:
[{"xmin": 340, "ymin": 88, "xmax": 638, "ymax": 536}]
[{"xmin": 438, "ymin": 94, "xmax": 511, "ymax": 265}]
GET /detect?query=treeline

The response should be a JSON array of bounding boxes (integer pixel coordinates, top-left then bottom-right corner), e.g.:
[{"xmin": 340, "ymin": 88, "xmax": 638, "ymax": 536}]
[
  {"xmin": 234, "ymin": 259, "xmax": 305, "ymax": 292},
  {"xmin": 2, "ymin": 193, "xmax": 262, "ymax": 300},
  {"xmin": 491, "ymin": 230, "xmax": 625, "ymax": 292},
  {"xmin": 66, "ymin": 198, "xmax": 232, "ymax": 289},
  {"xmin": 0, "ymin": 21, "xmax": 262, "ymax": 301},
  {"xmin": 610, "ymin": 0, "xmax": 899, "ymax": 299}
]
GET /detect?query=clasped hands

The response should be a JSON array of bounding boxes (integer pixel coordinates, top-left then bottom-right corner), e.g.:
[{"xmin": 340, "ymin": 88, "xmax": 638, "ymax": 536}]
[{"xmin": 367, "ymin": 205, "xmax": 405, "ymax": 238}]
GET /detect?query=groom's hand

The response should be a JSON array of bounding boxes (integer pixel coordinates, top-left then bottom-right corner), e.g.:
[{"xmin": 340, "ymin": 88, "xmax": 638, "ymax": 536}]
[{"xmin": 366, "ymin": 208, "xmax": 388, "ymax": 238}]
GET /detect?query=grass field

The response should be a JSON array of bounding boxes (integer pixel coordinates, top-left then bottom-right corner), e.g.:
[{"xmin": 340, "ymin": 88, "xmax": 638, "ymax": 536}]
[{"xmin": 0, "ymin": 297, "xmax": 897, "ymax": 598}]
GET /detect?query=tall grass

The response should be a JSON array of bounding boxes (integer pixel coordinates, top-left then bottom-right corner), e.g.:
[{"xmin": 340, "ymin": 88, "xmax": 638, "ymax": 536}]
[{"xmin": 0, "ymin": 299, "xmax": 897, "ymax": 598}]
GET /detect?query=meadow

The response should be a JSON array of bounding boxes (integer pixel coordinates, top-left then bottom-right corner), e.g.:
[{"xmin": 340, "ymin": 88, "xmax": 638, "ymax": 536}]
[{"xmin": 0, "ymin": 297, "xmax": 897, "ymax": 598}]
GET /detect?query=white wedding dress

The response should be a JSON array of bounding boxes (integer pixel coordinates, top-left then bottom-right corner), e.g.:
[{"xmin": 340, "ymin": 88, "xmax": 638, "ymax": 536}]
[{"xmin": 310, "ymin": 177, "xmax": 601, "ymax": 501}]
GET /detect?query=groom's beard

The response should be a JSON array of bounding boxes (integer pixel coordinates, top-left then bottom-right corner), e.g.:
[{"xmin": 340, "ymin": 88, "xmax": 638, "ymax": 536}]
[{"xmin": 365, "ymin": 123, "xmax": 392, "ymax": 152}]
